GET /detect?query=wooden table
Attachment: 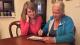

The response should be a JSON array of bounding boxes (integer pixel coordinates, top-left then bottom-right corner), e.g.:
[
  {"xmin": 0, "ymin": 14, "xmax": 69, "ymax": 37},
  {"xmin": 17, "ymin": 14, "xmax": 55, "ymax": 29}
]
[{"xmin": 0, "ymin": 36, "xmax": 69, "ymax": 45}]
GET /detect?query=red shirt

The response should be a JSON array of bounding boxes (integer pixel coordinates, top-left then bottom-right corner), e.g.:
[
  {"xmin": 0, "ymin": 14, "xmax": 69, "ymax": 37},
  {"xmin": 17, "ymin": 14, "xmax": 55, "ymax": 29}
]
[{"xmin": 20, "ymin": 16, "xmax": 42, "ymax": 36}]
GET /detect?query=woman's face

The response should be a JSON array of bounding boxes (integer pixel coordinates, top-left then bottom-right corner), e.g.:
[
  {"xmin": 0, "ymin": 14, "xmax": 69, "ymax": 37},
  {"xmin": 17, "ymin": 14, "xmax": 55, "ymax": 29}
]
[
  {"xmin": 52, "ymin": 4, "xmax": 62, "ymax": 19},
  {"xmin": 27, "ymin": 8, "xmax": 36, "ymax": 19}
]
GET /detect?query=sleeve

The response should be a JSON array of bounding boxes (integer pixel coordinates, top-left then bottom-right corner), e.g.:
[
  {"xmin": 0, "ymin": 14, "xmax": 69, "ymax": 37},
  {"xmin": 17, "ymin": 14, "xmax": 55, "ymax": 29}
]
[
  {"xmin": 42, "ymin": 20, "xmax": 50, "ymax": 36},
  {"xmin": 56, "ymin": 17, "xmax": 75, "ymax": 43},
  {"xmin": 42, "ymin": 16, "xmax": 53, "ymax": 36},
  {"xmin": 20, "ymin": 18, "xmax": 29, "ymax": 36},
  {"xmin": 30, "ymin": 16, "xmax": 43, "ymax": 34}
]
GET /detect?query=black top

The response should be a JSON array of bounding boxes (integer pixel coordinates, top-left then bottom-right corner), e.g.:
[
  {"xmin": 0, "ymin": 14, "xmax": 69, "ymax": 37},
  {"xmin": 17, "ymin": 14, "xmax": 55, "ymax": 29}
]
[
  {"xmin": 49, "ymin": 23, "xmax": 56, "ymax": 37},
  {"xmin": 49, "ymin": 30, "xmax": 56, "ymax": 37}
]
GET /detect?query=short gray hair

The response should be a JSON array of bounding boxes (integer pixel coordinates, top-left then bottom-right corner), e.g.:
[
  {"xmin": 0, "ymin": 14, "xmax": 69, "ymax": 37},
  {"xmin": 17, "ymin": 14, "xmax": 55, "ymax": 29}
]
[{"xmin": 53, "ymin": 1, "xmax": 65, "ymax": 13}]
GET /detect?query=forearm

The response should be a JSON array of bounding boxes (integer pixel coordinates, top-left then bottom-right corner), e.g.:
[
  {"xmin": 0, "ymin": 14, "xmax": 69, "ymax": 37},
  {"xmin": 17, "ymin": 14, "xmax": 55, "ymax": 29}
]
[
  {"xmin": 56, "ymin": 34, "xmax": 74, "ymax": 43},
  {"xmin": 31, "ymin": 22, "xmax": 41, "ymax": 34},
  {"xmin": 31, "ymin": 17, "xmax": 42, "ymax": 34}
]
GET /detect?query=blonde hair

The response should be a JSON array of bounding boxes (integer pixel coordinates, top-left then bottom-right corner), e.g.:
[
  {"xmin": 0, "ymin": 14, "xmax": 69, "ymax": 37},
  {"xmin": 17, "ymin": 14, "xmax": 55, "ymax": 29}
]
[{"xmin": 21, "ymin": 1, "xmax": 36, "ymax": 21}]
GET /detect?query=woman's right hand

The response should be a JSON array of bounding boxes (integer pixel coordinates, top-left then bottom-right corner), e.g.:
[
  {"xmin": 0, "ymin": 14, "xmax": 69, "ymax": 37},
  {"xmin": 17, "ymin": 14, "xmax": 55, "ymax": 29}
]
[
  {"xmin": 38, "ymin": 29, "xmax": 43, "ymax": 36},
  {"xmin": 26, "ymin": 15, "xmax": 29, "ymax": 22}
]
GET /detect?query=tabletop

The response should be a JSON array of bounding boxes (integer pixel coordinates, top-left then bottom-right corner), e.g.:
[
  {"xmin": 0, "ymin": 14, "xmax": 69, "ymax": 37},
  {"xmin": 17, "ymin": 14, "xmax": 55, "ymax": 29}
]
[{"xmin": 0, "ymin": 36, "xmax": 69, "ymax": 45}]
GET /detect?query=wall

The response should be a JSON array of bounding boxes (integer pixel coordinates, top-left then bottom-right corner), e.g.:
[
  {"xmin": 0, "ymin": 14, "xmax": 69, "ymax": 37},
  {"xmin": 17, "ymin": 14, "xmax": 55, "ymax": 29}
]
[
  {"xmin": 47, "ymin": 0, "xmax": 80, "ymax": 45},
  {"xmin": 0, "ymin": 0, "xmax": 30, "ymax": 39}
]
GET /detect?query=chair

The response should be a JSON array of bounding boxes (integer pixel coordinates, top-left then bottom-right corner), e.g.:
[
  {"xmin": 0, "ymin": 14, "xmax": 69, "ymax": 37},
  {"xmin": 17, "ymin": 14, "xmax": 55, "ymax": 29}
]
[
  {"xmin": 9, "ymin": 21, "xmax": 20, "ymax": 38},
  {"xmin": 71, "ymin": 26, "xmax": 76, "ymax": 45},
  {"xmin": 74, "ymin": 26, "xmax": 76, "ymax": 45}
]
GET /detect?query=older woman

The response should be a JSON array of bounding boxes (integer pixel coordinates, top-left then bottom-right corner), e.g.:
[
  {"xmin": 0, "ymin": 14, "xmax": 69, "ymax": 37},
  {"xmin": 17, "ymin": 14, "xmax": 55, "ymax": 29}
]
[
  {"xmin": 38, "ymin": 1, "xmax": 75, "ymax": 44},
  {"xmin": 20, "ymin": 1, "xmax": 42, "ymax": 36}
]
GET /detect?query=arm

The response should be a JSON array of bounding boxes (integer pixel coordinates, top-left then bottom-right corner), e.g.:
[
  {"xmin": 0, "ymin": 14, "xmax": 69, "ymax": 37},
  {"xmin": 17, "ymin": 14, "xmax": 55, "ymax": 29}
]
[
  {"xmin": 56, "ymin": 17, "xmax": 75, "ymax": 43},
  {"xmin": 42, "ymin": 16, "xmax": 53, "ymax": 36},
  {"xmin": 42, "ymin": 20, "xmax": 50, "ymax": 36},
  {"xmin": 30, "ymin": 16, "xmax": 42, "ymax": 35},
  {"xmin": 20, "ymin": 18, "xmax": 29, "ymax": 36},
  {"xmin": 38, "ymin": 20, "xmax": 50, "ymax": 36}
]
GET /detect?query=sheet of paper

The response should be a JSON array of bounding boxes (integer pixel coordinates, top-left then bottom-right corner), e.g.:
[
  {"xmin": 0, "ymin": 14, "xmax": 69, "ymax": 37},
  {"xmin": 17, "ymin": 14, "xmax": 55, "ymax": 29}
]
[{"xmin": 27, "ymin": 36, "xmax": 43, "ymax": 40}]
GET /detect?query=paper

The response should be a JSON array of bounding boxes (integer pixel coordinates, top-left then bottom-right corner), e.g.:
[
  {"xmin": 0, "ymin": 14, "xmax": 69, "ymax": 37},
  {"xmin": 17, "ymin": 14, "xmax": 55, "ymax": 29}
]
[{"xmin": 27, "ymin": 36, "xmax": 43, "ymax": 40}]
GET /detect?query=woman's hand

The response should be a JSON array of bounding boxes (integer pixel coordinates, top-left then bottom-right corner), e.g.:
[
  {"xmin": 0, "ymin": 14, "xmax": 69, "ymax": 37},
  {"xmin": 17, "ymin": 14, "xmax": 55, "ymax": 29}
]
[
  {"xmin": 38, "ymin": 29, "xmax": 43, "ymax": 36},
  {"xmin": 26, "ymin": 15, "xmax": 29, "ymax": 22},
  {"xmin": 42, "ymin": 37, "xmax": 56, "ymax": 44}
]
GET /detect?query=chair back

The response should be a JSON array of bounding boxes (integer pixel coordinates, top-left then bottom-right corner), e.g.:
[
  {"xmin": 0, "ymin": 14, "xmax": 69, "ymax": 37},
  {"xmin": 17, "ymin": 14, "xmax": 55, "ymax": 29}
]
[{"xmin": 9, "ymin": 21, "xmax": 20, "ymax": 38}]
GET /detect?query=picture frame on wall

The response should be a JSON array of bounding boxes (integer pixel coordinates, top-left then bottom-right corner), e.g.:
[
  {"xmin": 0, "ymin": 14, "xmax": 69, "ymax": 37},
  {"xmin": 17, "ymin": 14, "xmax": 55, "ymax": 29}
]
[
  {"xmin": 3, "ymin": 0, "xmax": 14, "ymax": 12},
  {"xmin": 4, "ymin": 2, "xmax": 11, "ymax": 11},
  {"xmin": 0, "ymin": 0, "xmax": 14, "ymax": 17}
]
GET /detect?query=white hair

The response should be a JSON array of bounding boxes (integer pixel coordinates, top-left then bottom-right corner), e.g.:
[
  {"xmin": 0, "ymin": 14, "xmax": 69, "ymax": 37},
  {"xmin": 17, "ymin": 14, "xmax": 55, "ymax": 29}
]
[{"xmin": 52, "ymin": 1, "xmax": 65, "ymax": 13}]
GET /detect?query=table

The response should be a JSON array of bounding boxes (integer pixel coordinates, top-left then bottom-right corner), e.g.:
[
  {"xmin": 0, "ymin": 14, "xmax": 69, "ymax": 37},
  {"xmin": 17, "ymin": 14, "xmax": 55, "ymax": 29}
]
[{"xmin": 0, "ymin": 36, "xmax": 69, "ymax": 45}]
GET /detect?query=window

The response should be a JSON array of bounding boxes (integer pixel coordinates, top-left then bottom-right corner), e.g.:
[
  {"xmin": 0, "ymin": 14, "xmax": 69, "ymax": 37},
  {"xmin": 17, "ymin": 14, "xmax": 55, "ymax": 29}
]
[{"xmin": 0, "ymin": 0, "xmax": 14, "ymax": 17}]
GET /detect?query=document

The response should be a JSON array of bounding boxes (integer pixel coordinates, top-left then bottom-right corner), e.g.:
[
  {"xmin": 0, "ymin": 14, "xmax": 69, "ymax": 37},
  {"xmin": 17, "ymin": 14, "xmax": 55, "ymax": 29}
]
[{"xmin": 27, "ymin": 36, "xmax": 43, "ymax": 40}]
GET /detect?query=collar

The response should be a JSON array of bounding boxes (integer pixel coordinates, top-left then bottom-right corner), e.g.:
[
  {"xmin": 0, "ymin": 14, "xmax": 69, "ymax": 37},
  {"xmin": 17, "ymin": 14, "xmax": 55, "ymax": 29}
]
[
  {"xmin": 50, "ymin": 18, "xmax": 64, "ymax": 26},
  {"xmin": 50, "ymin": 15, "xmax": 66, "ymax": 26}
]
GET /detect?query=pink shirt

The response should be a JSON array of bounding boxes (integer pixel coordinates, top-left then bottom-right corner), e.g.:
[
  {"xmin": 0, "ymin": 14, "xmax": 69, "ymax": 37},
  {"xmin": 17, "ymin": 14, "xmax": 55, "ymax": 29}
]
[{"xmin": 20, "ymin": 16, "xmax": 42, "ymax": 36}]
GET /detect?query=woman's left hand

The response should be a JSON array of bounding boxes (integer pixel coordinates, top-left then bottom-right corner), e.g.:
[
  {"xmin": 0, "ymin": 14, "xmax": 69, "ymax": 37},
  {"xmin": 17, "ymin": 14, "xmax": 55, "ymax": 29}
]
[{"xmin": 42, "ymin": 37, "xmax": 56, "ymax": 43}]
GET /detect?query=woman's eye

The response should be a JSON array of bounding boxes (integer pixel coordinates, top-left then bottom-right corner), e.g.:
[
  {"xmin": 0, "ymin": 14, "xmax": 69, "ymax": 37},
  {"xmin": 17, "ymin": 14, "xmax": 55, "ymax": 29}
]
[{"xmin": 28, "ymin": 11, "xmax": 31, "ymax": 13}]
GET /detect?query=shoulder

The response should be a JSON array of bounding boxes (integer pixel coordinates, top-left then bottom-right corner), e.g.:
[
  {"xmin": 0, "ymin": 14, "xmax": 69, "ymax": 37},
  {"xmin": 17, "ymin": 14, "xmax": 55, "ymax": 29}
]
[
  {"xmin": 36, "ymin": 15, "xmax": 42, "ymax": 20},
  {"xmin": 62, "ymin": 15, "xmax": 74, "ymax": 26},
  {"xmin": 47, "ymin": 16, "xmax": 54, "ymax": 23},
  {"xmin": 37, "ymin": 15, "xmax": 42, "ymax": 18},
  {"xmin": 49, "ymin": 16, "xmax": 54, "ymax": 20},
  {"xmin": 62, "ymin": 15, "xmax": 73, "ymax": 22},
  {"xmin": 36, "ymin": 15, "xmax": 42, "ymax": 22}
]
